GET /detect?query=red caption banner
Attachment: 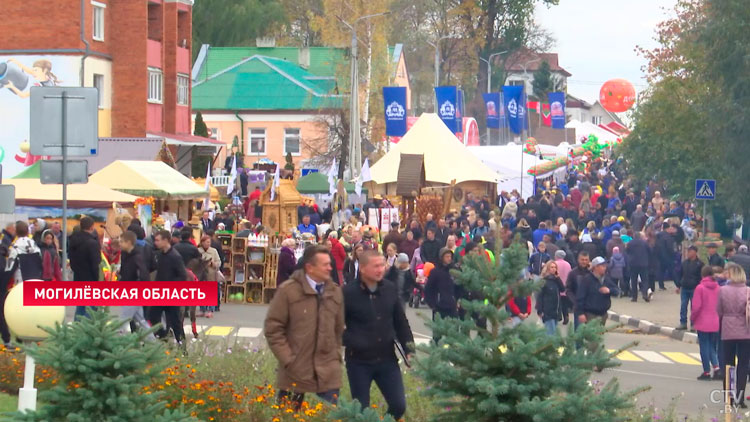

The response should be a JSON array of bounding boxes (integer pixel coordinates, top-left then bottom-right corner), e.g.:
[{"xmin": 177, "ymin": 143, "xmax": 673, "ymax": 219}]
[{"xmin": 23, "ymin": 282, "xmax": 219, "ymax": 306}]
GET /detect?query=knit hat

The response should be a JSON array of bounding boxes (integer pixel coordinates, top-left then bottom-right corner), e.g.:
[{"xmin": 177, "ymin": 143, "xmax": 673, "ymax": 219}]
[
  {"xmin": 396, "ymin": 253, "xmax": 409, "ymax": 264},
  {"xmin": 554, "ymin": 250, "xmax": 566, "ymax": 259},
  {"xmin": 613, "ymin": 246, "xmax": 620, "ymax": 254}
]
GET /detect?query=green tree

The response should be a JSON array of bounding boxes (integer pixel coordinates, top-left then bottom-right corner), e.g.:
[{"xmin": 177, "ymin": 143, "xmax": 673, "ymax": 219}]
[
  {"xmin": 193, "ymin": 111, "xmax": 209, "ymax": 138},
  {"xmin": 11, "ymin": 309, "xmax": 196, "ymax": 422},
  {"xmin": 531, "ymin": 60, "xmax": 563, "ymax": 101},
  {"xmin": 192, "ymin": 112, "xmax": 211, "ymax": 177},
  {"xmin": 415, "ymin": 243, "xmax": 638, "ymax": 421},
  {"xmin": 284, "ymin": 151, "xmax": 295, "ymax": 171},
  {"xmin": 192, "ymin": 0, "xmax": 287, "ymax": 59}
]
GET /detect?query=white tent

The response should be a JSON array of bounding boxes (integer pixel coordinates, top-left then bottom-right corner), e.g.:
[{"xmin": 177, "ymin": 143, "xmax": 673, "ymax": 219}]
[
  {"xmin": 566, "ymin": 120, "xmax": 620, "ymax": 145},
  {"xmin": 466, "ymin": 144, "xmax": 543, "ymax": 197}
]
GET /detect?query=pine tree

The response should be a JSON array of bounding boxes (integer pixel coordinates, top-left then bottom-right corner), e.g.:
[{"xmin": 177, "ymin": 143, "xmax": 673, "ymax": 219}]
[
  {"xmin": 531, "ymin": 60, "xmax": 564, "ymax": 101},
  {"xmin": 326, "ymin": 399, "xmax": 396, "ymax": 422},
  {"xmin": 415, "ymin": 242, "xmax": 639, "ymax": 422},
  {"xmin": 11, "ymin": 309, "xmax": 196, "ymax": 422},
  {"xmin": 193, "ymin": 111, "xmax": 209, "ymax": 138},
  {"xmin": 284, "ymin": 152, "xmax": 295, "ymax": 171}
]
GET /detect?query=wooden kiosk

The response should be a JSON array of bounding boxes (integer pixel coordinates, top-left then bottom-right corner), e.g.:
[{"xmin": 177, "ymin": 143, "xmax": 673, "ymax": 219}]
[{"xmin": 260, "ymin": 179, "xmax": 303, "ymax": 236}]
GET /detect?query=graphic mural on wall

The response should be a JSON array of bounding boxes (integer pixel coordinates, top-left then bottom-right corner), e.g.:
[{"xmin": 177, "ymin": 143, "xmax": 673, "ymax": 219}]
[{"xmin": 0, "ymin": 55, "xmax": 81, "ymax": 177}]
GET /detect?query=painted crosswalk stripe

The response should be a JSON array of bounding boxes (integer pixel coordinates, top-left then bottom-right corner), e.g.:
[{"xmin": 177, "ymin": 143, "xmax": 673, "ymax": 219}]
[
  {"xmin": 607, "ymin": 349, "xmax": 642, "ymax": 362},
  {"xmin": 236, "ymin": 327, "xmax": 262, "ymax": 338},
  {"xmin": 204, "ymin": 326, "xmax": 234, "ymax": 336},
  {"xmin": 689, "ymin": 353, "xmax": 702, "ymax": 361},
  {"xmin": 633, "ymin": 350, "xmax": 673, "ymax": 364},
  {"xmin": 662, "ymin": 352, "xmax": 701, "ymax": 366}
]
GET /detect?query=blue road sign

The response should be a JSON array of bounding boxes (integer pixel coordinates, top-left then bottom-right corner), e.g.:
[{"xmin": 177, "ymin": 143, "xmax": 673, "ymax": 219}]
[{"xmin": 695, "ymin": 179, "xmax": 716, "ymax": 200}]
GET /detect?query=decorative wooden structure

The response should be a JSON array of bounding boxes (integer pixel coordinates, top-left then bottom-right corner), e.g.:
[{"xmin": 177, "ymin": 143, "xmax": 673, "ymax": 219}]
[
  {"xmin": 221, "ymin": 233, "xmax": 281, "ymax": 304},
  {"xmin": 260, "ymin": 179, "xmax": 303, "ymax": 236}
]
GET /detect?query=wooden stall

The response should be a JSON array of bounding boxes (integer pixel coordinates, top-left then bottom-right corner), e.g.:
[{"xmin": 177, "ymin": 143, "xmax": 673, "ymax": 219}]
[{"xmin": 260, "ymin": 179, "xmax": 303, "ymax": 236}]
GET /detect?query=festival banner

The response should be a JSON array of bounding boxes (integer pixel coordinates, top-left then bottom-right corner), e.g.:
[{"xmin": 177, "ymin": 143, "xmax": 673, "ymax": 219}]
[
  {"xmin": 434, "ymin": 86, "xmax": 458, "ymax": 132},
  {"xmin": 541, "ymin": 103, "xmax": 551, "ymax": 127},
  {"xmin": 483, "ymin": 93, "xmax": 501, "ymax": 129},
  {"xmin": 502, "ymin": 85, "xmax": 524, "ymax": 134},
  {"xmin": 548, "ymin": 92, "xmax": 566, "ymax": 129},
  {"xmin": 383, "ymin": 87, "xmax": 407, "ymax": 136}
]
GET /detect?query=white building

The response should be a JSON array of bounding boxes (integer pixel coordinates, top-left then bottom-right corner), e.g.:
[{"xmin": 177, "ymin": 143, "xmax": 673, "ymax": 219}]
[{"xmin": 503, "ymin": 49, "xmax": 571, "ymax": 98}]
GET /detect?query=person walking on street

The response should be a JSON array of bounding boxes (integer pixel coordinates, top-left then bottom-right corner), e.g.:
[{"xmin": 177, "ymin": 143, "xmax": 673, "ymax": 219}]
[
  {"xmin": 554, "ymin": 250, "xmax": 572, "ymax": 325},
  {"xmin": 537, "ymin": 261, "xmax": 565, "ymax": 336},
  {"xmin": 677, "ymin": 246, "xmax": 704, "ymax": 330},
  {"xmin": 425, "ymin": 248, "xmax": 459, "ymax": 322},
  {"xmin": 528, "ymin": 242, "xmax": 551, "ymax": 276},
  {"xmin": 343, "ymin": 250, "xmax": 414, "ymax": 420},
  {"xmin": 567, "ymin": 251, "xmax": 592, "ymax": 330},
  {"xmin": 198, "ymin": 235, "xmax": 221, "ymax": 318},
  {"xmin": 420, "ymin": 228, "xmax": 441, "ymax": 265},
  {"xmin": 69, "ymin": 216, "xmax": 101, "ymax": 319},
  {"xmin": 39, "ymin": 230, "xmax": 62, "ymax": 281},
  {"xmin": 655, "ymin": 222, "xmax": 676, "ymax": 290},
  {"xmin": 717, "ymin": 263, "xmax": 750, "ymax": 408},
  {"xmin": 691, "ymin": 266, "xmax": 720, "ymax": 380},
  {"xmin": 265, "ymin": 245, "xmax": 344, "ymax": 409},
  {"xmin": 577, "ymin": 256, "xmax": 611, "ymax": 325},
  {"xmin": 149, "ymin": 231, "xmax": 187, "ymax": 344},
  {"xmin": 117, "ymin": 231, "xmax": 153, "ymax": 336},
  {"xmin": 607, "ymin": 247, "xmax": 628, "ymax": 298},
  {"xmin": 707, "ymin": 243, "xmax": 725, "ymax": 269},
  {"xmin": 626, "ymin": 232, "xmax": 651, "ymax": 302},
  {"xmin": 174, "ymin": 230, "xmax": 201, "ymax": 266}
]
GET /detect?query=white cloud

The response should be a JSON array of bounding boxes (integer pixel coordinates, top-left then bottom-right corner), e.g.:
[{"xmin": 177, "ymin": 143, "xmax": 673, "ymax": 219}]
[{"xmin": 534, "ymin": 0, "xmax": 677, "ymax": 102}]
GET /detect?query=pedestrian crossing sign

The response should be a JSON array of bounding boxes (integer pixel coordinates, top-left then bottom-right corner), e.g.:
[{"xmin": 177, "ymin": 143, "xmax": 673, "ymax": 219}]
[{"xmin": 695, "ymin": 179, "xmax": 716, "ymax": 200}]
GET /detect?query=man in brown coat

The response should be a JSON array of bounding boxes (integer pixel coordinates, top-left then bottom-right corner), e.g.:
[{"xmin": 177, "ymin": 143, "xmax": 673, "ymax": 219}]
[{"xmin": 264, "ymin": 245, "xmax": 345, "ymax": 408}]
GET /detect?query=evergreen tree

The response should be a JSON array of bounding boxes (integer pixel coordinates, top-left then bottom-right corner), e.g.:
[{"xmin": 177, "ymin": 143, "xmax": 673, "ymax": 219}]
[
  {"xmin": 11, "ymin": 309, "xmax": 196, "ymax": 422},
  {"xmin": 284, "ymin": 152, "xmax": 295, "ymax": 171},
  {"xmin": 415, "ymin": 242, "xmax": 638, "ymax": 422},
  {"xmin": 326, "ymin": 399, "xmax": 396, "ymax": 422},
  {"xmin": 531, "ymin": 60, "xmax": 563, "ymax": 101},
  {"xmin": 193, "ymin": 112, "xmax": 209, "ymax": 138}
]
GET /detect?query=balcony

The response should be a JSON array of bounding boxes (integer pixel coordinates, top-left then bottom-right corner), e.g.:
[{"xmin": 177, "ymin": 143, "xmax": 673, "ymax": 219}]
[{"xmin": 147, "ymin": 39, "xmax": 162, "ymax": 69}]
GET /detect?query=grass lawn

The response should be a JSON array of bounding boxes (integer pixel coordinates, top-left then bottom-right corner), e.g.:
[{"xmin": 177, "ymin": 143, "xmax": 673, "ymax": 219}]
[{"xmin": 0, "ymin": 392, "xmax": 16, "ymax": 414}]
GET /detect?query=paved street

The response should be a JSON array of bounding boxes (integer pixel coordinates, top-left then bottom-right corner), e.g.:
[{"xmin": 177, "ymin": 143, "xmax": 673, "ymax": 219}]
[
  {"xmin": 66, "ymin": 303, "xmax": 724, "ymax": 418},
  {"xmin": 610, "ymin": 285, "xmax": 684, "ymax": 329}
]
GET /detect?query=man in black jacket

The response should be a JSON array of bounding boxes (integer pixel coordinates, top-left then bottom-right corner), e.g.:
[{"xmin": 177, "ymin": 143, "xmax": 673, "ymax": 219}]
[
  {"xmin": 566, "ymin": 251, "xmax": 591, "ymax": 330},
  {"xmin": 420, "ymin": 228, "xmax": 441, "ymax": 265},
  {"xmin": 577, "ymin": 257, "xmax": 611, "ymax": 325},
  {"xmin": 677, "ymin": 246, "xmax": 703, "ymax": 330},
  {"xmin": 655, "ymin": 222, "xmax": 676, "ymax": 290},
  {"xmin": 626, "ymin": 232, "xmax": 651, "ymax": 302},
  {"xmin": 149, "ymin": 230, "xmax": 187, "ymax": 343},
  {"xmin": 706, "ymin": 243, "xmax": 725, "ymax": 268},
  {"xmin": 343, "ymin": 250, "xmax": 413, "ymax": 421},
  {"xmin": 118, "ymin": 231, "xmax": 152, "ymax": 335},
  {"xmin": 69, "ymin": 216, "xmax": 101, "ymax": 320},
  {"xmin": 174, "ymin": 229, "xmax": 201, "ymax": 265}
]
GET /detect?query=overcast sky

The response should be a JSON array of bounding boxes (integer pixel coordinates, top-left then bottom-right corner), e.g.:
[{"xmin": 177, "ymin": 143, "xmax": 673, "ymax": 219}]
[{"xmin": 534, "ymin": 0, "xmax": 677, "ymax": 103}]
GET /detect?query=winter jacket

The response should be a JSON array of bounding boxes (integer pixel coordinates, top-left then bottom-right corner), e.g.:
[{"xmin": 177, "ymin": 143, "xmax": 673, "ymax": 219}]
[
  {"xmin": 199, "ymin": 246, "xmax": 221, "ymax": 282},
  {"xmin": 155, "ymin": 247, "xmax": 188, "ymax": 281},
  {"xmin": 420, "ymin": 238, "xmax": 441, "ymax": 265},
  {"xmin": 119, "ymin": 247, "xmax": 150, "ymax": 282},
  {"xmin": 566, "ymin": 266, "xmax": 590, "ymax": 310},
  {"xmin": 69, "ymin": 230, "xmax": 101, "ymax": 282},
  {"xmin": 678, "ymin": 258, "xmax": 704, "ymax": 290},
  {"xmin": 536, "ymin": 275, "xmax": 565, "ymax": 322},
  {"xmin": 655, "ymin": 231, "xmax": 675, "ymax": 265},
  {"xmin": 277, "ymin": 246, "xmax": 297, "ymax": 286},
  {"xmin": 576, "ymin": 272, "xmax": 611, "ymax": 316},
  {"xmin": 329, "ymin": 238, "xmax": 346, "ymax": 272},
  {"xmin": 343, "ymin": 258, "xmax": 359, "ymax": 284},
  {"xmin": 382, "ymin": 231, "xmax": 403, "ymax": 253},
  {"xmin": 554, "ymin": 259, "xmax": 572, "ymax": 287},
  {"xmin": 425, "ymin": 263, "xmax": 458, "ymax": 313},
  {"xmin": 690, "ymin": 277, "xmax": 720, "ymax": 332},
  {"xmin": 717, "ymin": 283, "xmax": 750, "ymax": 340},
  {"xmin": 264, "ymin": 270, "xmax": 344, "ymax": 392},
  {"xmin": 607, "ymin": 253, "xmax": 627, "ymax": 280},
  {"xmin": 708, "ymin": 253, "xmax": 725, "ymax": 269},
  {"xmin": 606, "ymin": 238, "xmax": 626, "ymax": 259},
  {"xmin": 729, "ymin": 253, "xmax": 750, "ymax": 277},
  {"xmin": 626, "ymin": 237, "xmax": 649, "ymax": 268},
  {"xmin": 343, "ymin": 278, "xmax": 414, "ymax": 363},
  {"xmin": 528, "ymin": 251, "xmax": 551, "ymax": 276},
  {"xmin": 399, "ymin": 239, "xmax": 419, "ymax": 262},
  {"xmin": 40, "ymin": 243, "xmax": 62, "ymax": 282},
  {"xmin": 386, "ymin": 265, "xmax": 417, "ymax": 303},
  {"xmin": 508, "ymin": 293, "xmax": 532, "ymax": 316},
  {"xmin": 173, "ymin": 240, "xmax": 201, "ymax": 266}
]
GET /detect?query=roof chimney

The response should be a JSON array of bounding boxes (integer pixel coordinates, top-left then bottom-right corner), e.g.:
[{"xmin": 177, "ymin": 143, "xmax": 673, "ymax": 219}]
[
  {"xmin": 256, "ymin": 37, "xmax": 276, "ymax": 48},
  {"xmin": 299, "ymin": 47, "xmax": 310, "ymax": 69}
]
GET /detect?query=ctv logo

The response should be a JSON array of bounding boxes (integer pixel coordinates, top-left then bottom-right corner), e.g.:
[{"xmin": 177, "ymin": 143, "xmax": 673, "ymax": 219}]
[{"xmin": 709, "ymin": 389, "xmax": 744, "ymax": 414}]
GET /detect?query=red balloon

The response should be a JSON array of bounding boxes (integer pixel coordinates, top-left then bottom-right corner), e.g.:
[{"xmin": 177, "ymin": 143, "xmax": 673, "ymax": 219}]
[{"xmin": 599, "ymin": 79, "xmax": 636, "ymax": 113}]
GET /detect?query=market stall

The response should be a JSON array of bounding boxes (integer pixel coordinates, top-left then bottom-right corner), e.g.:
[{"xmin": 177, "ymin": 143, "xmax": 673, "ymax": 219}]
[
  {"xmin": 296, "ymin": 171, "xmax": 367, "ymax": 207},
  {"xmin": 260, "ymin": 178, "xmax": 303, "ymax": 236}
]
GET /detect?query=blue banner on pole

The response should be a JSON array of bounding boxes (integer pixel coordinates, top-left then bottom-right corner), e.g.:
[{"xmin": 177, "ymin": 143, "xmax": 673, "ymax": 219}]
[
  {"xmin": 457, "ymin": 89, "xmax": 464, "ymax": 127},
  {"xmin": 502, "ymin": 85, "xmax": 524, "ymax": 134},
  {"xmin": 522, "ymin": 90, "xmax": 529, "ymax": 130},
  {"xmin": 548, "ymin": 92, "xmax": 566, "ymax": 129},
  {"xmin": 483, "ymin": 93, "xmax": 501, "ymax": 129},
  {"xmin": 435, "ymin": 86, "xmax": 458, "ymax": 132},
  {"xmin": 383, "ymin": 87, "xmax": 407, "ymax": 136}
]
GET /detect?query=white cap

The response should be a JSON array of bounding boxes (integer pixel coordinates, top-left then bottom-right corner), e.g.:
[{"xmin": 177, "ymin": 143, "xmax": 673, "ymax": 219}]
[{"xmin": 591, "ymin": 256, "xmax": 607, "ymax": 267}]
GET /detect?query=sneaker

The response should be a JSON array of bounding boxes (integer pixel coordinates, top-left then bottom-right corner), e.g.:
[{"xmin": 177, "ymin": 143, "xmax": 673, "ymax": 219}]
[
  {"xmin": 676, "ymin": 324, "xmax": 688, "ymax": 330},
  {"xmin": 647, "ymin": 288, "xmax": 654, "ymax": 300},
  {"xmin": 697, "ymin": 372, "xmax": 712, "ymax": 381}
]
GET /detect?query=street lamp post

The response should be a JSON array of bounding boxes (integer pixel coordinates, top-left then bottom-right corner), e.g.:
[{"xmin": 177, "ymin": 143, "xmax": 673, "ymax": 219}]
[
  {"xmin": 478, "ymin": 50, "xmax": 508, "ymax": 145},
  {"xmin": 4, "ymin": 281, "xmax": 65, "ymax": 412},
  {"xmin": 426, "ymin": 35, "xmax": 458, "ymax": 112},
  {"xmin": 338, "ymin": 11, "xmax": 390, "ymax": 181}
]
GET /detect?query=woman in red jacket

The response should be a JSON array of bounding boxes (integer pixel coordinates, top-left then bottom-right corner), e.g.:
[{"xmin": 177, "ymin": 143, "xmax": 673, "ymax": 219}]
[{"xmin": 327, "ymin": 232, "xmax": 346, "ymax": 283}]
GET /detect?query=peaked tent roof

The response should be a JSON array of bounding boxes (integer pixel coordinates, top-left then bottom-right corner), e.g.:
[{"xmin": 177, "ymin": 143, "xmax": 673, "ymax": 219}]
[
  {"xmin": 192, "ymin": 55, "xmax": 344, "ymax": 111},
  {"xmin": 369, "ymin": 113, "xmax": 500, "ymax": 185},
  {"xmin": 89, "ymin": 160, "xmax": 208, "ymax": 199},
  {"xmin": 296, "ymin": 171, "xmax": 366, "ymax": 194},
  {"xmin": 6, "ymin": 179, "xmax": 138, "ymax": 208},
  {"xmin": 12, "ymin": 161, "xmax": 41, "ymax": 179}
]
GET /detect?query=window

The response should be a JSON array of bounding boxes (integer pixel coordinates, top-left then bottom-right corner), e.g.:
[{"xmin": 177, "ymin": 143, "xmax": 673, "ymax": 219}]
[
  {"xmin": 148, "ymin": 68, "xmax": 163, "ymax": 103},
  {"xmin": 510, "ymin": 80, "xmax": 525, "ymax": 87},
  {"xmin": 591, "ymin": 115, "xmax": 602, "ymax": 125},
  {"xmin": 93, "ymin": 74, "xmax": 104, "ymax": 108},
  {"xmin": 92, "ymin": 1, "xmax": 106, "ymax": 41},
  {"xmin": 249, "ymin": 129, "xmax": 266, "ymax": 154},
  {"xmin": 177, "ymin": 74, "xmax": 189, "ymax": 105},
  {"xmin": 209, "ymin": 128, "xmax": 220, "ymax": 140},
  {"xmin": 284, "ymin": 128, "xmax": 301, "ymax": 155}
]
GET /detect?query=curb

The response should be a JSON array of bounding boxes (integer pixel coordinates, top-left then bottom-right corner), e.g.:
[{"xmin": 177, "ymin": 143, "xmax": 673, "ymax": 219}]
[{"xmin": 607, "ymin": 311, "xmax": 698, "ymax": 344}]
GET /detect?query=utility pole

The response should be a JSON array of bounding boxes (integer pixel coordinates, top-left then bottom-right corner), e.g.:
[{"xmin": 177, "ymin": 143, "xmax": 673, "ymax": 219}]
[
  {"xmin": 338, "ymin": 12, "xmax": 390, "ymax": 181},
  {"xmin": 426, "ymin": 35, "xmax": 458, "ymax": 112},
  {"xmin": 478, "ymin": 50, "xmax": 507, "ymax": 145},
  {"xmin": 520, "ymin": 58, "xmax": 540, "ymax": 140}
]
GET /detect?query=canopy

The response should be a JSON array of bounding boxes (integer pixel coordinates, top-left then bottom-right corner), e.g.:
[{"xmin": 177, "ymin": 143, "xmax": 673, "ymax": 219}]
[
  {"xmin": 89, "ymin": 160, "xmax": 208, "ymax": 199},
  {"xmin": 5, "ymin": 179, "xmax": 138, "ymax": 208},
  {"xmin": 369, "ymin": 113, "xmax": 500, "ymax": 185},
  {"xmin": 296, "ymin": 172, "xmax": 366, "ymax": 194}
]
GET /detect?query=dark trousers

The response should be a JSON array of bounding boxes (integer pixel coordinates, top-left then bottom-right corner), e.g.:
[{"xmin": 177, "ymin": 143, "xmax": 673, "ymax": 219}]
[
  {"xmin": 656, "ymin": 260, "xmax": 674, "ymax": 289},
  {"xmin": 346, "ymin": 359, "xmax": 406, "ymax": 420},
  {"xmin": 629, "ymin": 265, "xmax": 649, "ymax": 300},
  {"xmin": 148, "ymin": 306, "xmax": 185, "ymax": 342},
  {"xmin": 277, "ymin": 389, "xmax": 339, "ymax": 410},
  {"xmin": 722, "ymin": 339, "xmax": 750, "ymax": 404},
  {"xmin": 0, "ymin": 276, "xmax": 10, "ymax": 343}
]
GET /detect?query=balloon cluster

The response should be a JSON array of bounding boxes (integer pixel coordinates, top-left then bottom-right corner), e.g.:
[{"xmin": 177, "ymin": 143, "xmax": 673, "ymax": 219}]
[{"xmin": 523, "ymin": 137, "xmax": 538, "ymax": 155}]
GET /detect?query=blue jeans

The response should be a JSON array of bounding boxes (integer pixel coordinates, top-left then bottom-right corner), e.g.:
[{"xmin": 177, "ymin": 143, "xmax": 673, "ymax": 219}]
[
  {"xmin": 75, "ymin": 306, "xmax": 98, "ymax": 320},
  {"xmin": 544, "ymin": 319, "xmax": 557, "ymax": 336},
  {"xmin": 680, "ymin": 288, "xmax": 694, "ymax": 326},
  {"xmin": 346, "ymin": 359, "xmax": 406, "ymax": 419},
  {"xmin": 697, "ymin": 331, "xmax": 719, "ymax": 373}
]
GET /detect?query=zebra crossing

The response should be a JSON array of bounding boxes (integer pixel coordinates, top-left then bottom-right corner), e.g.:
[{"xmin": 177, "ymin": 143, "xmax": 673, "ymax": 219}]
[{"xmin": 185, "ymin": 324, "xmax": 703, "ymax": 366}]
